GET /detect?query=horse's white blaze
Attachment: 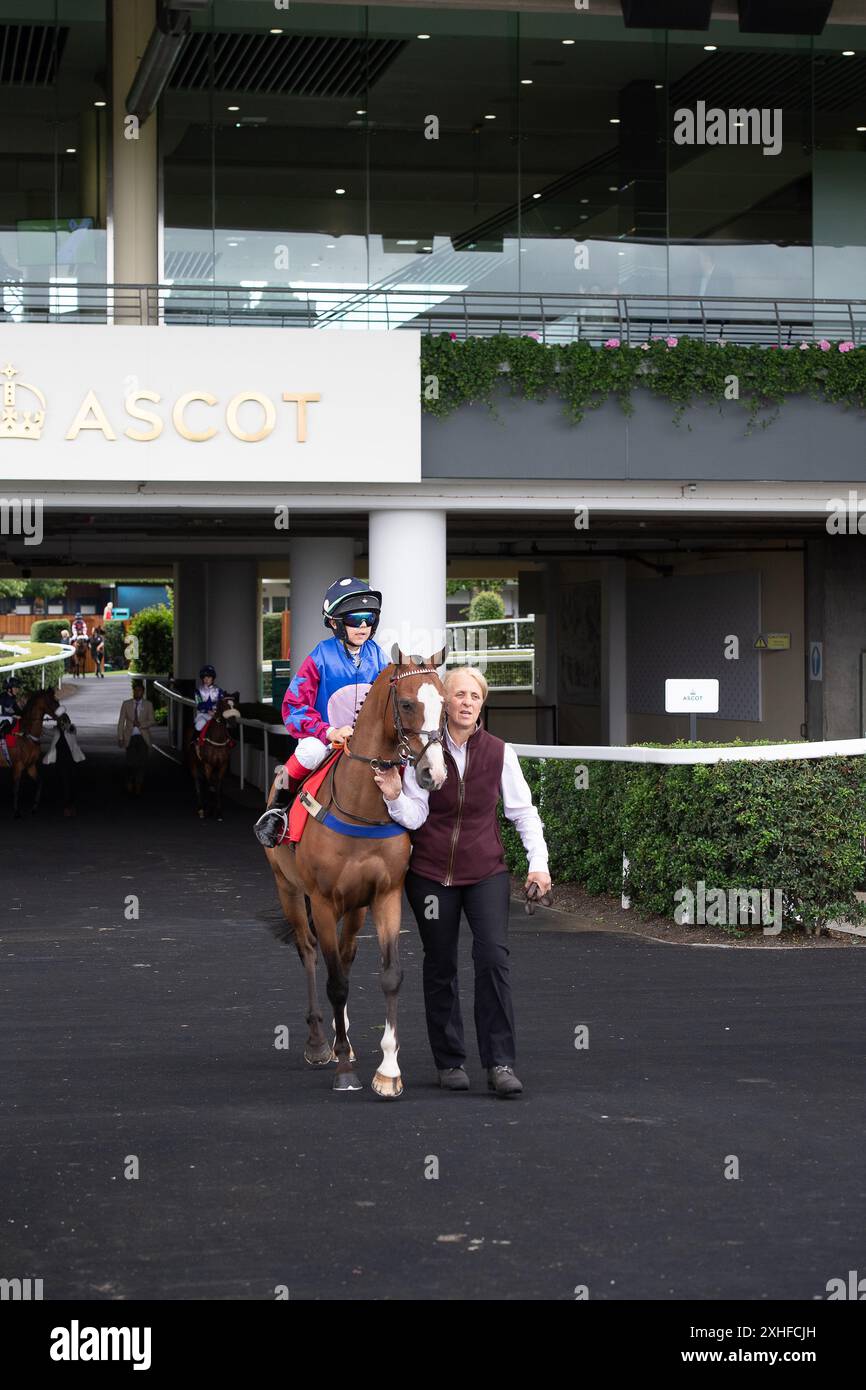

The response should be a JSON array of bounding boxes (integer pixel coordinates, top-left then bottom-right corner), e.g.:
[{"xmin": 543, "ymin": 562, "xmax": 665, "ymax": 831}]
[
  {"xmin": 417, "ymin": 682, "xmax": 443, "ymax": 737},
  {"xmin": 378, "ymin": 1021, "xmax": 400, "ymax": 1078},
  {"xmin": 223, "ymin": 707, "xmax": 241, "ymax": 721}
]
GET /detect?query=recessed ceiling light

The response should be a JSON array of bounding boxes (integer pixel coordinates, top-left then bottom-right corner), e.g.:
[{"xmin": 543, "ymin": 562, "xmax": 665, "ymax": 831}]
[
  {"xmin": 311, "ymin": 262, "xmax": 320, "ymax": 268},
  {"xmin": 580, "ymin": 214, "xmax": 588, "ymax": 220},
  {"xmin": 484, "ymin": 114, "xmax": 496, "ymax": 120},
  {"xmin": 227, "ymin": 240, "xmax": 239, "ymax": 246},
  {"xmin": 618, "ymin": 251, "xmax": 625, "ymax": 256},
  {"xmin": 235, "ymin": 123, "xmax": 241, "ymax": 128},
  {"xmin": 521, "ymin": 79, "xmax": 533, "ymax": 85},
  {"xmin": 93, "ymin": 100, "xmax": 106, "ymax": 107},
  {"xmin": 610, "ymin": 118, "xmax": 620, "ymax": 124},
  {"xmin": 609, "ymin": 185, "xmax": 618, "ymax": 192},
  {"xmin": 563, "ymin": 39, "xmax": 575, "ymax": 45},
  {"xmin": 858, "ymin": 125, "xmax": 866, "ymax": 132},
  {"xmin": 356, "ymin": 109, "xmax": 366, "ymax": 116},
  {"xmin": 417, "ymin": 34, "xmax": 430, "ymax": 40},
  {"xmin": 422, "ymin": 245, "xmax": 432, "ymax": 250},
  {"xmin": 335, "ymin": 188, "xmax": 346, "ymax": 195},
  {"xmin": 270, "ymin": 28, "xmax": 283, "ymax": 35},
  {"xmin": 580, "ymin": 198, "xmax": 589, "ymax": 204},
  {"xmin": 326, "ymin": 243, "xmax": 336, "ymax": 248},
  {"xmin": 704, "ymin": 45, "xmax": 717, "ymax": 52},
  {"xmin": 227, "ymin": 105, "xmax": 239, "ymax": 112},
  {"xmin": 654, "ymin": 83, "xmax": 663, "ymax": 89},
  {"xmin": 532, "ymin": 192, "xmax": 541, "ymax": 199},
  {"xmin": 65, "ymin": 147, "xmax": 76, "ymax": 154},
  {"xmin": 843, "ymin": 50, "xmax": 855, "ymax": 56}
]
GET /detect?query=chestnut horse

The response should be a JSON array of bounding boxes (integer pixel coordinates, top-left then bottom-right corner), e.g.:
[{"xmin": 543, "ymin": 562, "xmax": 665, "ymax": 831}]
[
  {"xmin": 0, "ymin": 687, "xmax": 61, "ymax": 817},
  {"xmin": 263, "ymin": 647, "xmax": 448, "ymax": 1098},
  {"xmin": 186, "ymin": 692, "xmax": 241, "ymax": 820},
  {"xmin": 70, "ymin": 639, "xmax": 89, "ymax": 679}
]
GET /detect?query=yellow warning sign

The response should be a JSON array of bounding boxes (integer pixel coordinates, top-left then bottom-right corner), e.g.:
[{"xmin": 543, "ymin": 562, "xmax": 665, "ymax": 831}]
[
  {"xmin": 754, "ymin": 635, "xmax": 767, "ymax": 649},
  {"xmin": 754, "ymin": 633, "xmax": 790, "ymax": 651}
]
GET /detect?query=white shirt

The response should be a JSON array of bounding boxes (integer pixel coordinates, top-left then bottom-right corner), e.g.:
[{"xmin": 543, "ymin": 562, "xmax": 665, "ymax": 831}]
[{"xmin": 385, "ymin": 722, "xmax": 549, "ymax": 874}]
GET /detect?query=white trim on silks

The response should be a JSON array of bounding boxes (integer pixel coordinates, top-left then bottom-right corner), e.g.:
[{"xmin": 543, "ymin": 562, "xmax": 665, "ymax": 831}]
[
  {"xmin": 378, "ymin": 1022, "xmax": 400, "ymax": 1079},
  {"xmin": 43, "ymin": 726, "xmax": 85, "ymax": 765},
  {"xmin": 295, "ymin": 736, "xmax": 329, "ymax": 770}
]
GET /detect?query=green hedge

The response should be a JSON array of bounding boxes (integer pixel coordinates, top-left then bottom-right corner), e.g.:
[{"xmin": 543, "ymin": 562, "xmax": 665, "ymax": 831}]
[
  {"xmin": 30, "ymin": 619, "xmax": 68, "ymax": 644},
  {"xmin": 421, "ymin": 334, "xmax": 866, "ymax": 430},
  {"xmin": 263, "ymin": 614, "xmax": 281, "ymax": 662},
  {"xmin": 500, "ymin": 748, "xmax": 866, "ymax": 934},
  {"xmin": 128, "ymin": 605, "xmax": 172, "ymax": 675},
  {"xmin": 16, "ymin": 660, "xmax": 65, "ymax": 696},
  {"xmin": 103, "ymin": 619, "xmax": 127, "ymax": 670}
]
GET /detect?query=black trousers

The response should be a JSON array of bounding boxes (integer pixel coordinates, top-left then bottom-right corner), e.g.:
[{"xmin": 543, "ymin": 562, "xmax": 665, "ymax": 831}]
[{"xmin": 404, "ymin": 869, "xmax": 515, "ymax": 1071}]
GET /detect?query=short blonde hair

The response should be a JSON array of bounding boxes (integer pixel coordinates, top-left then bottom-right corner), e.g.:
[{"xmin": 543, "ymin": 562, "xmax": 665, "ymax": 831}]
[{"xmin": 444, "ymin": 666, "xmax": 489, "ymax": 702}]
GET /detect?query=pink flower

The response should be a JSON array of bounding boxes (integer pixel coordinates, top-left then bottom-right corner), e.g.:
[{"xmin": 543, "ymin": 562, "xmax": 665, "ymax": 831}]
[
  {"xmin": 768, "ymin": 345, "xmax": 778, "ymax": 350},
  {"xmin": 640, "ymin": 342, "xmax": 651, "ymax": 351},
  {"xmin": 818, "ymin": 340, "xmax": 831, "ymax": 351},
  {"xmin": 448, "ymin": 332, "xmax": 458, "ymax": 340},
  {"xmin": 665, "ymin": 335, "xmax": 678, "ymax": 347},
  {"xmin": 782, "ymin": 344, "xmax": 793, "ymax": 350},
  {"xmin": 603, "ymin": 337, "xmax": 621, "ymax": 348},
  {"xmin": 799, "ymin": 342, "xmax": 810, "ymax": 350},
  {"xmin": 839, "ymin": 341, "xmax": 855, "ymax": 353}
]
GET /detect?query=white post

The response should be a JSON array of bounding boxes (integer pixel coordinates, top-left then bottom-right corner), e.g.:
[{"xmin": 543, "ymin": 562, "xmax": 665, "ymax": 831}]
[
  {"xmin": 368, "ymin": 509, "xmax": 447, "ymax": 660},
  {"xmin": 621, "ymin": 852, "xmax": 631, "ymax": 910}
]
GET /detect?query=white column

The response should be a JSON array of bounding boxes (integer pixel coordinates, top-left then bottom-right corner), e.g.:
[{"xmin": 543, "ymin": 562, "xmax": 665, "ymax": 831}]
[
  {"xmin": 111, "ymin": 0, "xmax": 158, "ymax": 301},
  {"xmin": 368, "ymin": 510, "xmax": 447, "ymax": 660},
  {"xmin": 601, "ymin": 559, "xmax": 628, "ymax": 744},
  {"xmin": 205, "ymin": 559, "xmax": 260, "ymax": 700},
  {"xmin": 289, "ymin": 538, "xmax": 355, "ymax": 676},
  {"xmin": 173, "ymin": 559, "xmax": 208, "ymax": 680}
]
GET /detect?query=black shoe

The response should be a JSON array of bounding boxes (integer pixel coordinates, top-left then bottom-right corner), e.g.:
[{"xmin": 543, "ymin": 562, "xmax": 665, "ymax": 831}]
[
  {"xmin": 438, "ymin": 1066, "xmax": 470, "ymax": 1091},
  {"xmin": 487, "ymin": 1065, "xmax": 523, "ymax": 1098},
  {"xmin": 254, "ymin": 807, "xmax": 289, "ymax": 847}
]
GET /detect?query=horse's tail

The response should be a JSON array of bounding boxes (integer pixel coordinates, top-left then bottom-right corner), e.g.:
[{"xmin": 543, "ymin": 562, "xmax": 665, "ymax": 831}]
[{"xmin": 266, "ymin": 894, "xmax": 316, "ymax": 947}]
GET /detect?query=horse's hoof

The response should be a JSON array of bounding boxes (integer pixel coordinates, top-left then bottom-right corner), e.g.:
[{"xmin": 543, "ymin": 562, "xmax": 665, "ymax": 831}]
[
  {"xmin": 304, "ymin": 1043, "xmax": 334, "ymax": 1066},
  {"xmin": 371, "ymin": 1072, "xmax": 404, "ymax": 1099},
  {"xmin": 333, "ymin": 1071, "xmax": 363, "ymax": 1092}
]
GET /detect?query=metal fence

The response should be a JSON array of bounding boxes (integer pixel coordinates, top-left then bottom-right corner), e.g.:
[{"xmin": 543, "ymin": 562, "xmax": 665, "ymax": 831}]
[{"xmin": 3, "ymin": 282, "xmax": 866, "ymax": 347}]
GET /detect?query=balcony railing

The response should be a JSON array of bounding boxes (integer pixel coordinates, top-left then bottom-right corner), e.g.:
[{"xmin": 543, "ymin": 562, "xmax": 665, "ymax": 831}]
[{"xmin": 2, "ymin": 282, "xmax": 866, "ymax": 347}]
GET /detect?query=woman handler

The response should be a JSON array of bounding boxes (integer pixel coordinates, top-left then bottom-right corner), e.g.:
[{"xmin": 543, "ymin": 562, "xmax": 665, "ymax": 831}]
[{"xmin": 373, "ymin": 666, "xmax": 551, "ymax": 1098}]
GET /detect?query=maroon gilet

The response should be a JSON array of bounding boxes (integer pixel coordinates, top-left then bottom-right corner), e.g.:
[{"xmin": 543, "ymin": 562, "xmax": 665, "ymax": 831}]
[{"xmin": 409, "ymin": 725, "xmax": 506, "ymax": 887}]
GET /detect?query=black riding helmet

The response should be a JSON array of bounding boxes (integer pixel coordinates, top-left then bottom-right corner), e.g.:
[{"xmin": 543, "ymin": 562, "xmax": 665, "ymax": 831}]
[{"xmin": 322, "ymin": 576, "xmax": 382, "ymax": 640}]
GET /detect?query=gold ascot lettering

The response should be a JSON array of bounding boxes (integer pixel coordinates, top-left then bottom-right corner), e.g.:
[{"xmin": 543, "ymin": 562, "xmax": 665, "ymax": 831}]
[
  {"xmin": 65, "ymin": 390, "xmax": 118, "ymax": 441},
  {"xmin": 226, "ymin": 391, "xmax": 276, "ymax": 443},
  {"xmin": 172, "ymin": 391, "xmax": 218, "ymax": 442},
  {"xmin": 124, "ymin": 390, "xmax": 163, "ymax": 442},
  {"xmin": 60, "ymin": 387, "xmax": 322, "ymax": 443},
  {"xmin": 282, "ymin": 392, "xmax": 321, "ymax": 443}
]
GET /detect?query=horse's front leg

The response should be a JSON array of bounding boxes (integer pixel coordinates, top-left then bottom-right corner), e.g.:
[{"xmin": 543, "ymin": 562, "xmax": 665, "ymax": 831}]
[
  {"xmin": 313, "ymin": 895, "xmax": 361, "ymax": 1093},
  {"xmin": 31, "ymin": 764, "xmax": 44, "ymax": 814},
  {"xmin": 371, "ymin": 889, "xmax": 405, "ymax": 1099}
]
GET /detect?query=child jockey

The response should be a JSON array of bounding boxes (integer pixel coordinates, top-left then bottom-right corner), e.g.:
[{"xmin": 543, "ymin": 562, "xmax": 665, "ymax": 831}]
[
  {"xmin": 70, "ymin": 612, "xmax": 88, "ymax": 641},
  {"xmin": 193, "ymin": 665, "xmax": 225, "ymax": 736},
  {"xmin": 254, "ymin": 575, "xmax": 389, "ymax": 847}
]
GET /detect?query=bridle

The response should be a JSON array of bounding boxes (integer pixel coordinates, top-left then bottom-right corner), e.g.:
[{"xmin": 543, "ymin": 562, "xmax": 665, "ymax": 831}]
[
  {"xmin": 330, "ymin": 666, "xmax": 446, "ymax": 826},
  {"xmin": 341, "ymin": 666, "xmax": 446, "ymax": 774}
]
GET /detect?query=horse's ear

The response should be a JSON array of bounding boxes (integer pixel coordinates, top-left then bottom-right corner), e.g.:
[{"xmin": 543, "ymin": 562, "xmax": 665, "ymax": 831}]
[
  {"xmin": 428, "ymin": 644, "xmax": 449, "ymax": 668},
  {"xmin": 390, "ymin": 643, "xmax": 405, "ymax": 666}
]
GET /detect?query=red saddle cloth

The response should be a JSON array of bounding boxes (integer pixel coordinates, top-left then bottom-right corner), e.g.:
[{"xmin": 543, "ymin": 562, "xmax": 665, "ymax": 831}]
[
  {"xmin": 0, "ymin": 720, "xmax": 20, "ymax": 761},
  {"xmin": 285, "ymin": 748, "xmax": 343, "ymax": 844}
]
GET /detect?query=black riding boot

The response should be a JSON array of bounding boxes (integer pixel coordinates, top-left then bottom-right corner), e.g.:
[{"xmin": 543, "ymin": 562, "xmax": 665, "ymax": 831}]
[{"xmin": 253, "ymin": 773, "xmax": 305, "ymax": 847}]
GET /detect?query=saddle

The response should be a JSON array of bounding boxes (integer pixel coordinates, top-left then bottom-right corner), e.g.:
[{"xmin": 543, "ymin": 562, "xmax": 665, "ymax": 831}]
[{"xmin": 283, "ymin": 748, "xmax": 343, "ymax": 845}]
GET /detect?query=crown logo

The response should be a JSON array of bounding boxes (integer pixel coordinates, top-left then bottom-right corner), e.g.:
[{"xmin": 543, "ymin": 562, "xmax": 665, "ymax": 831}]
[{"xmin": 1, "ymin": 363, "xmax": 46, "ymax": 440}]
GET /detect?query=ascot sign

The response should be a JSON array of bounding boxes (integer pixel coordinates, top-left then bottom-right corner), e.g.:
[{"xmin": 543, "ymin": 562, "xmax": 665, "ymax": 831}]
[{"xmin": 0, "ymin": 325, "xmax": 420, "ymax": 483}]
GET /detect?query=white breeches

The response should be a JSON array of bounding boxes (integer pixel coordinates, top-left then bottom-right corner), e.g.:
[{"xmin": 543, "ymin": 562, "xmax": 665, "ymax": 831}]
[{"xmin": 295, "ymin": 736, "xmax": 329, "ymax": 771}]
